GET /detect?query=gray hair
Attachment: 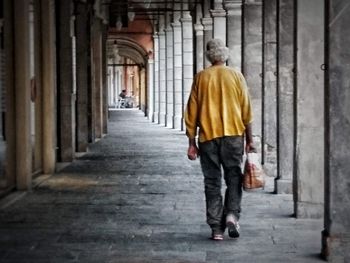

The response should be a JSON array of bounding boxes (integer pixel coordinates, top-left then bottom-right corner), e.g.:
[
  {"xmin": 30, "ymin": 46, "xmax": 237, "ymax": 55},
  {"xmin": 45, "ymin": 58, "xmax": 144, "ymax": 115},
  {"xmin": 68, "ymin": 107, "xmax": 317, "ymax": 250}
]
[{"xmin": 205, "ymin": 39, "xmax": 229, "ymax": 64}]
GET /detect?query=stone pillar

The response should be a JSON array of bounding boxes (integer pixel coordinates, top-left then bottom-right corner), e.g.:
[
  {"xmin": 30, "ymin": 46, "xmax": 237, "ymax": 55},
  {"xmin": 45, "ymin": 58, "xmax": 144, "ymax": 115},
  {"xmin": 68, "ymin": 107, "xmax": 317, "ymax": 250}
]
[
  {"xmin": 165, "ymin": 21, "xmax": 174, "ymax": 127},
  {"xmin": 172, "ymin": 8, "xmax": 183, "ymax": 130},
  {"xmin": 262, "ymin": 0, "xmax": 277, "ymax": 176},
  {"xmin": 147, "ymin": 59, "xmax": 154, "ymax": 121},
  {"xmin": 75, "ymin": 2, "xmax": 89, "ymax": 152},
  {"xmin": 15, "ymin": 0, "xmax": 32, "ymax": 189},
  {"xmin": 294, "ymin": 0, "xmax": 324, "ymax": 218},
  {"xmin": 141, "ymin": 67, "xmax": 146, "ymax": 112},
  {"xmin": 91, "ymin": 17, "xmax": 103, "ymax": 138},
  {"xmin": 194, "ymin": 3, "xmax": 204, "ymax": 73},
  {"xmin": 201, "ymin": 0, "xmax": 213, "ymax": 68},
  {"xmin": 225, "ymin": 1, "xmax": 242, "ymax": 70},
  {"xmin": 211, "ymin": 1, "xmax": 227, "ymax": 44},
  {"xmin": 158, "ymin": 19, "xmax": 166, "ymax": 125},
  {"xmin": 4, "ymin": 0, "xmax": 16, "ymax": 187},
  {"xmin": 57, "ymin": 0, "xmax": 74, "ymax": 162},
  {"xmin": 33, "ymin": 0, "xmax": 43, "ymax": 173},
  {"xmin": 40, "ymin": 0, "xmax": 57, "ymax": 174},
  {"xmin": 101, "ymin": 26, "xmax": 108, "ymax": 135},
  {"xmin": 242, "ymin": 1, "xmax": 262, "ymax": 139},
  {"xmin": 181, "ymin": 9, "xmax": 193, "ymax": 131},
  {"xmin": 275, "ymin": 0, "xmax": 294, "ymax": 194},
  {"xmin": 201, "ymin": 17, "xmax": 213, "ymax": 68},
  {"xmin": 194, "ymin": 24, "xmax": 204, "ymax": 73},
  {"xmin": 153, "ymin": 33, "xmax": 159, "ymax": 124},
  {"xmin": 322, "ymin": 1, "xmax": 350, "ymax": 260}
]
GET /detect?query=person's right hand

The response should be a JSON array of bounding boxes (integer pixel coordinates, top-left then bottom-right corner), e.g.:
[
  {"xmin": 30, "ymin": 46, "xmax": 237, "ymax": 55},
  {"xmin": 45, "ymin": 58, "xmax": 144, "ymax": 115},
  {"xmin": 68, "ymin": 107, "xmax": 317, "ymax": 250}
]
[
  {"xmin": 245, "ymin": 142, "xmax": 257, "ymax": 153},
  {"xmin": 187, "ymin": 145, "xmax": 199, "ymax": 160}
]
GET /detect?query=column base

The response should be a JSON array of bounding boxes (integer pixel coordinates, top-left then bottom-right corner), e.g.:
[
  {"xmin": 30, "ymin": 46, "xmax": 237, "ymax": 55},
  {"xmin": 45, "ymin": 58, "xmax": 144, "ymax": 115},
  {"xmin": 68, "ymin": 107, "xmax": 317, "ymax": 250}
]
[
  {"xmin": 274, "ymin": 178, "xmax": 293, "ymax": 194},
  {"xmin": 295, "ymin": 201, "xmax": 323, "ymax": 219},
  {"xmin": 159, "ymin": 112, "xmax": 166, "ymax": 125},
  {"xmin": 173, "ymin": 115, "xmax": 182, "ymax": 130},
  {"xmin": 153, "ymin": 111, "xmax": 159, "ymax": 123},
  {"xmin": 166, "ymin": 114, "xmax": 174, "ymax": 128},
  {"xmin": 148, "ymin": 112, "xmax": 154, "ymax": 122},
  {"xmin": 322, "ymin": 230, "xmax": 350, "ymax": 261}
]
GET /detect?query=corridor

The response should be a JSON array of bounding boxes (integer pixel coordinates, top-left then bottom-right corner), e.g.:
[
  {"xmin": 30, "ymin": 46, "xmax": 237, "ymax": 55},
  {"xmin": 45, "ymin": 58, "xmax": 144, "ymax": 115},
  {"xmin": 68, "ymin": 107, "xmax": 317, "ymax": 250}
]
[{"xmin": 0, "ymin": 110, "xmax": 323, "ymax": 263}]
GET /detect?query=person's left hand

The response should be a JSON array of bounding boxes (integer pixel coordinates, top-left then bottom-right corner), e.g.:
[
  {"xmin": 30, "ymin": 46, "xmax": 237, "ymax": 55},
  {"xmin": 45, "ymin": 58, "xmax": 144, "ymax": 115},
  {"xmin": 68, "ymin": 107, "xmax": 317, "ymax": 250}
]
[{"xmin": 187, "ymin": 145, "xmax": 199, "ymax": 160}]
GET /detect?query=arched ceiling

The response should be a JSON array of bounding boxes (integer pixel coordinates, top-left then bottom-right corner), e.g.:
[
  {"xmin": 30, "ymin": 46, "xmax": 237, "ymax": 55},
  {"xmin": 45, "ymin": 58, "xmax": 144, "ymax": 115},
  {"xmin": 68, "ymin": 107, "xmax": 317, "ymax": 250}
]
[
  {"xmin": 107, "ymin": 38, "xmax": 148, "ymax": 66},
  {"xmin": 102, "ymin": 0, "xmax": 198, "ymax": 27}
]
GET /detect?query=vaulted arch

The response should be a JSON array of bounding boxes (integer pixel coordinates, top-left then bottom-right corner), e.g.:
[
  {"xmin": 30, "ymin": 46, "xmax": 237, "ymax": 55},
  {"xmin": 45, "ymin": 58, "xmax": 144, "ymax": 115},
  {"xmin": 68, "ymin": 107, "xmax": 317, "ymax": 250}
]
[{"xmin": 107, "ymin": 37, "xmax": 149, "ymax": 66}]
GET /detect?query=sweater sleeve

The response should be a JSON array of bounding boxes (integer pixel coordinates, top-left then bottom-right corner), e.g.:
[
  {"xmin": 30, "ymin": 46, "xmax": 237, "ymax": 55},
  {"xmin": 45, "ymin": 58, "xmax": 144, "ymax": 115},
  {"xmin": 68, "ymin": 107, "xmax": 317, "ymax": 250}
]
[{"xmin": 185, "ymin": 77, "xmax": 199, "ymax": 139}]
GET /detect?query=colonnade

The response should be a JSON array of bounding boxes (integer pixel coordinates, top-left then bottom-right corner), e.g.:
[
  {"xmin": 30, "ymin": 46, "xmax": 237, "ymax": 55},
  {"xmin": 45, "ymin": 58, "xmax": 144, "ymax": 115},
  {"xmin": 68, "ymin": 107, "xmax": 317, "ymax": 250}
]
[
  {"xmin": 2, "ymin": 0, "xmax": 108, "ymax": 188},
  {"xmin": 143, "ymin": 1, "xmax": 349, "ymax": 259},
  {"xmin": 0, "ymin": 0, "xmax": 349, "ymax": 260}
]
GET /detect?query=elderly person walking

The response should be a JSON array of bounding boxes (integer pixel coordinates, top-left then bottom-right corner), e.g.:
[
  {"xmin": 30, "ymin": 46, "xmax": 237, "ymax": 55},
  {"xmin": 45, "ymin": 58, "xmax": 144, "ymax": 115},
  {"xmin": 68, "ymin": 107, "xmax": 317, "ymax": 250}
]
[{"xmin": 185, "ymin": 39, "xmax": 255, "ymax": 241}]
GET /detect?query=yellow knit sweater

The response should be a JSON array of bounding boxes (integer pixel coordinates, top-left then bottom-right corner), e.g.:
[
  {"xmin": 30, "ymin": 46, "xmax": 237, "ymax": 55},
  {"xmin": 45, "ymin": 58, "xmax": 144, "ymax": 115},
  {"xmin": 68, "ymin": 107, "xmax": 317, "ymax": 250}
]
[{"xmin": 185, "ymin": 65, "xmax": 253, "ymax": 143}]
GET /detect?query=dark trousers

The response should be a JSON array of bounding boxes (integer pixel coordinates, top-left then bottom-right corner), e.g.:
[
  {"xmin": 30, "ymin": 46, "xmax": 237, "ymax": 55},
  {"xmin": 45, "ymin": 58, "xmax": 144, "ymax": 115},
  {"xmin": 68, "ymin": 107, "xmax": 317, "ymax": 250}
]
[{"xmin": 199, "ymin": 136, "xmax": 243, "ymax": 231}]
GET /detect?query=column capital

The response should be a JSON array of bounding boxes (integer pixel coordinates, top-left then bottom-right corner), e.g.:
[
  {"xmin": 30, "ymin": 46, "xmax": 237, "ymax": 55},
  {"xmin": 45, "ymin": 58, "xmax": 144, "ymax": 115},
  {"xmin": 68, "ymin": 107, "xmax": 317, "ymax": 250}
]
[
  {"xmin": 180, "ymin": 17, "xmax": 192, "ymax": 24},
  {"xmin": 165, "ymin": 27, "xmax": 172, "ymax": 33},
  {"xmin": 213, "ymin": 0, "xmax": 224, "ymax": 9},
  {"xmin": 210, "ymin": 9, "xmax": 227, "ymax": 18},
  {"xmin": 224, "ymin": 0, "xmax": 242, "ymax": 5},
  {"xmin": 171, "ymin": 22, "xmax": 181, "ymax": 28},
  {"xmin": 224, "ymin": 1, "xmax": 242, "ymax": 16},
  {"xmin": 201, "ymin": 17, "xmax": 213, "ymax": 31},
  {"xmin": 182, "ymin": 11, "xmax": 191, "ymax": 19},
  {"xmin": 194, "ymin": 23, "xmax": 204, "ymax": 36}
]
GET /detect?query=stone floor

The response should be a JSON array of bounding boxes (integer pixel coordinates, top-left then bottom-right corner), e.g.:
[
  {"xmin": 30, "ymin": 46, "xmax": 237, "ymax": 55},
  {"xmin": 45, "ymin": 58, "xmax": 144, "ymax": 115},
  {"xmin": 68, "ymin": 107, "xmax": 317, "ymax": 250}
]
[{"xmin": 0, "ymin": 110, "xmax": 325, "ymax": 263}]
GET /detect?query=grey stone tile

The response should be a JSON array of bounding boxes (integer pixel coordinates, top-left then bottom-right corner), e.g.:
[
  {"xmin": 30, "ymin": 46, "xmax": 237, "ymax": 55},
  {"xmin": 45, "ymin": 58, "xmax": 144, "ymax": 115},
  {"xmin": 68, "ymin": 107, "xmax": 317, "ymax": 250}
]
[{"xmin": 0, "ymin": 110, "xmax": 324, "ymax": 262}]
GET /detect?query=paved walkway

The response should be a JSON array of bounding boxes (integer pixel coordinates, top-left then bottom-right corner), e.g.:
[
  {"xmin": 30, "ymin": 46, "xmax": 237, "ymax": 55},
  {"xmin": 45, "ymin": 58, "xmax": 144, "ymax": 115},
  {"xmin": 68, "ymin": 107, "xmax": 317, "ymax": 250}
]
[{"xmin": 0, "ymin": 110, "xmax": 324, "ymax": 263}]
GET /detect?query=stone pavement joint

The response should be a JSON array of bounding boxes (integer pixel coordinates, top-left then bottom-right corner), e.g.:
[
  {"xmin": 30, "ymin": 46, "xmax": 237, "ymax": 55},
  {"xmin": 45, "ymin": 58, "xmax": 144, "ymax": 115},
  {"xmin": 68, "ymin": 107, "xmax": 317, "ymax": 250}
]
[{"xmin": 0, "ymin": 110, "xmax": 324, "ymax": 263}]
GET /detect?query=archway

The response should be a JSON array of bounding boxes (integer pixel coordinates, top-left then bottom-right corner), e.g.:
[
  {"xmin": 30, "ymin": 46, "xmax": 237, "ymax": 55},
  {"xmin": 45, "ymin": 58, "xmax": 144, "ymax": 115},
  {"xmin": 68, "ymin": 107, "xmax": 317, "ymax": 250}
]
[{"xmin": 107, "ymin": 37, "xmax": 150, "ymax": 112}]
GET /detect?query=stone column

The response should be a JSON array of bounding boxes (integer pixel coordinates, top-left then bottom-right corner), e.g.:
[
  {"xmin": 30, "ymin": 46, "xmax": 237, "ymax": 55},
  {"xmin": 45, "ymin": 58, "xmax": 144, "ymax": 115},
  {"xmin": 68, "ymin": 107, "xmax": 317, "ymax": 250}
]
[
  {"xmin": 91, "ymin": 17, "xmax": 103, "ymax": 138},
  {"xmin": 107, "ymin": 66, "xmax": 110, "ymax": 106},
  {"xmin": 242, "ymin": 1, "xmax": 263, "ymax": 139},
  {"xmin": 201, "ymin": 18, "xmax": 213, "ymax": 68},
  {"xmin": 101, "ymin": 26, "xmax": 108, "ymax": 135},
  {"xmin": 294, "ymin": 0, "xmax": 324, "ymax": 218},
  {"xmin": 322, "ymin": 1, "xmax": 350, "ymax": 260},
  {"xmin": 225, "ymin": 1, "xmax": 242, "ymax": 70},
  {"xmin": 33, "ymin": 0, "xmax": 43, "ymax": 173},
  {"xmin": 75, "ymin": 2, "xmax": 89, "ymax": 152},
  {"xmin": 275, "ymin": 0, "xmax": 294, "ymax": 194},
  {"xmin": 172, "ymin": 8, "xmax": 183, "ymax": 130},
  {"xmin": 4, "ymin": 0, "xmax": 16, "ymax": 187},
  {"xmin": 262, "ymin": 0, "xmax": 277, "ymax": 177},
  {"xmin": 141, "ymin": 67, "xmax": 146, "ymax": 112},
  {"xmin": 165, "ymin": 20, "xmax": 174, "ymax": 127},
  {"xmin": 158, "ymin": 20, "xmax": 166, "ymax": 125},
  {"xmin": 57, "ymin": 0, "xmax": 74, "ymax": 162},
  {"xmin": 211, "ymin": 1, "xmax": 227, "ymax": 44},
  {"xmin": 15, "ymin": 0, "xmax": 32, "ymax": 189},
  {"xmin": 153, "ymin": 33, "xmax": 159, "ymax": 124},
  {"xmin": 201, "ymin": 0, "xmax": 213, "ymax": 68},
  {"xmin": 181, "ymin": 8, "xmax": 193, "ymax": 131},
  {"xmin": 147, "ymin": 59, "xmax": 154, "ymax": 121},
  {"xmin": 40, "ymin": 0, "xmax": 57, "ymax": 174},
  {"xmin": 194, "ymin": 3, "xmax": 204, "ymax": 73},
  {"xmin": 158, "ymin": 15, "xmax": 166, "ymax": 125}
]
